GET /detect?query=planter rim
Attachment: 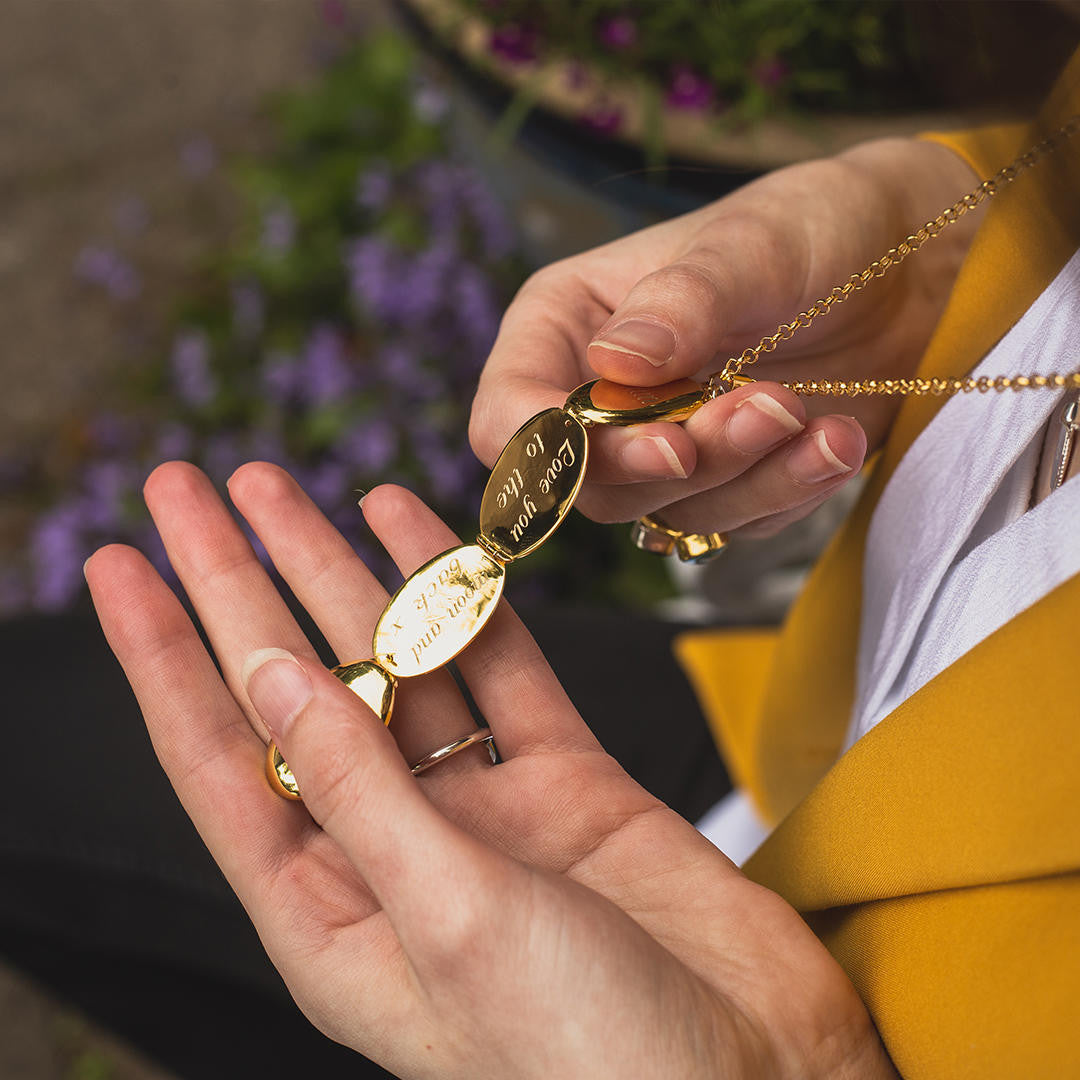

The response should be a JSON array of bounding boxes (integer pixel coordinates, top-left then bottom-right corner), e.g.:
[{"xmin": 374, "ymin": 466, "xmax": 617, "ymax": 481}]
[{"xmin": 402, "ymin": 0, "xmax": 1013, "ymax": 170}]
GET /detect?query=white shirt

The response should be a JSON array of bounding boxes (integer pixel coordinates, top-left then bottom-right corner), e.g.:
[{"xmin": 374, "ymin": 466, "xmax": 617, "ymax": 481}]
[{"xmin": 698, "ymin": 248, "xmax": 1080, "ymax": 864}]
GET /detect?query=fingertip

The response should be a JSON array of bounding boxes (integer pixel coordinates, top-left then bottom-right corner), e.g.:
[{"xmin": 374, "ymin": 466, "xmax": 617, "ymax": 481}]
[
  {"xmin": 83, "ymin": 542, "xmax": 148, "ymax": 589},
  {"xmin": 786, "ymin": 416, "xmax": 866, "ymax": 486},
  {"xmin": 617, "ymin": 425, "xmax": 697, "ymax": 481},
  {"xmin": 143, "ymin": 459, "xmax": 207, "ymax": 509}
]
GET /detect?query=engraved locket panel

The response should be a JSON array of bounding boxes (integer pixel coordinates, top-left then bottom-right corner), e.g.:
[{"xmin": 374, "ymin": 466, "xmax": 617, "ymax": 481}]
[
  {"xmin": 373, "ymin": 545, "xmax": 506, "ymax": 678},
  {"xmin": 479, "ymin": 408, "xmax": 588, "ymax": 561}
]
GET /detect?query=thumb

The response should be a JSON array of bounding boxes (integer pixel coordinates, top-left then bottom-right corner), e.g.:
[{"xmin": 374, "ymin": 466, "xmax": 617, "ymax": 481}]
[
  {"xmin": 243, "ymin": 648, "xmax": 472, "ymax": 920},
  {"xmin": 587, "ymin": 251, "xmax": 743, "ymax": 386}
]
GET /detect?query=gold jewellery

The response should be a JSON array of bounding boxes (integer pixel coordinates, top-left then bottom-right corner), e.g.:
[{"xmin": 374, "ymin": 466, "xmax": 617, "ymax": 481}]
[
  {"xmin": 625, "ymin": 115, "xmax": 1080, "ymax": 559},
  {"xmin": 268, "ymin": 116, "xmax": 1079, "ymax": 799}
]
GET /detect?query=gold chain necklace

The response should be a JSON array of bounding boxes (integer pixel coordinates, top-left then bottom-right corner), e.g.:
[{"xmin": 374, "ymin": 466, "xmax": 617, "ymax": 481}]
[
  {"xmin": 710, "ymin": 114, "xmax": 1080, "ymax": 399},
  {"xmin": 266, "ymin": 116, "xmax": 1079, "ymax": 801}
]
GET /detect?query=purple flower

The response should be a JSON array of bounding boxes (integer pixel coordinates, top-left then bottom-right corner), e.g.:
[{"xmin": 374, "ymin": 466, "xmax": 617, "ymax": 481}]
[
  {"xmin": 753, "ymin": 56, "xmax": 789, "ymax": 90},
  {"xmin": 301, "ymin": 325, "xmax": 353, "ymax": 404},
  {"xmin": 398, "ymin": 241, "xmax": 456, "ymax": 322},
  {"xmin": 180, "ymin": 135, "xmax": 217, "ymax": 179},
  {"xmin": 460, "ymin": 172, "xmax": 515, "ymax": 259},
  {"xmin": 203, "ymin": 432, "xmax": 243, "ymax": 483},
  {"xmin": 597, "ymin": 15, "xmax": 637, "ymax": 51},
  {"xmin": 155, "ymin": 421, "xmax": 194, "ymax": 461},
  {"xmin": 338, "ymin": 418, "xmax": 397, "ymax": 472},
  {"xmin": 488, "ymin": 23, "xmax": 538, "ymax": 64},
  {"xmin": 302, "ymin": 459, "xmax": 349, "ymax": 509},
  {"xmin": 74, "ymin": 245, "xmax": 141, "ymax": 300},
  {"xmin": 247, "ymin": 430, "xmax": 292, "ymax": 469},
  {"xmin": 423, "ymin": 446, "xmax": 480, "ymax": 504},
  {"xmin": 418, "ymin": 160, "xmax": 464, "ymax": 243},
  {"xmin": 580, "ymin": 100, "xmax": 624, "ymax": 135},
  {"xmin": 31, "ymin": 503, "xmax": 88, "ymax": 611},
  {"xmin": 80, "ymin": 460, "xmax": 137, "ymax": 529},
  {"xmin": 453, "ymin": 263, "xmax": 500, "ymax": 357},
  {"xmin": 348, "ymin": 236, "xmax": 398, "ymax": 319},
  {"xmin": 666, "ymin": 66, "xmax": 715, "ymax": 111},
  {"xmin": 87, "ymin": 412, "xmax": 135, "ymax": 454},
  {"xmin": 170, "ymin": 330, "xmax": 216, "ymax": 407},
  {"xmin": 261, "ymin": 350, "xmax": 301, "ymax": 404},
  {"xmin": 377, "ymin": 342, "xmax": 421, "ymax": 390},
  {"xmin": 261, "ymin": 201, "xmax": 296, "ymax": 255},
  {"xmin": 231, "ymin": 281, "xmax": 265, "ymax": 340},
  {"xmin": 357, "ymin": 164, "xmax": 393, "ymax": 212}
]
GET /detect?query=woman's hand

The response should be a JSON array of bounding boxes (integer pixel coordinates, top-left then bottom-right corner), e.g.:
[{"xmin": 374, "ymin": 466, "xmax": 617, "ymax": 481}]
[
  {"xmin": 86, "ymin": 462, "xmax": 895, "ymax": 1079},
  {"xmin": 470, "ymin": 137, "xmax": 980, "ymax": 537}
]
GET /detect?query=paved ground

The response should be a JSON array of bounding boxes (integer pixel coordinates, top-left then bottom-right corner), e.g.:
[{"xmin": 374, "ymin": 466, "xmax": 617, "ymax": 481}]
[{"xmin": 0, "ymin": 2, "xmax": 324, "ymax": 1076}]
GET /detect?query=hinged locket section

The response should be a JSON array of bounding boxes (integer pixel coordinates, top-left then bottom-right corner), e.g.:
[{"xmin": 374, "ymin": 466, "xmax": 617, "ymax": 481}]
[
  {"xmin": 373, "ymin": 544, "xmax": 506, "ymax": 679},
  {"xmin": 478, "ymin": 407, "xmax": 588, "ymax": 561},
  {"xmin": 564, "ymin": 378, "xmax": 708, "ymax": 426},
  {"xmin": 266, "ymin": 658, "xmax": 396, "ymax": 800}
]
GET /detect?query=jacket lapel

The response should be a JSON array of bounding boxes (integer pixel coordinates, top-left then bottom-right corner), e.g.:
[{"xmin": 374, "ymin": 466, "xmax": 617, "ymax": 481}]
[
  {"xmin": 749, "ymin": 56, "xmax": 1080, "ymax": 827},
  {"xmin": 744, "ymin": 572, "xmax": 1080, "ymax": 909}
]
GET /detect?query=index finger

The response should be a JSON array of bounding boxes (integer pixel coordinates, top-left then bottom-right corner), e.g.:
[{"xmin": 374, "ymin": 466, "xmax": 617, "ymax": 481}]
[{"xmin": 470, "ymin": 264, "xmax": 608, "ymax": 467}]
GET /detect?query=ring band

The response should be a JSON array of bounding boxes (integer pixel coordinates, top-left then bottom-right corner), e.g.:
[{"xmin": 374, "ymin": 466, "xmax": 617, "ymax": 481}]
[
  {"xmin": 410, "ymin": 727, "xmax": 498, "ymax": 775},
  {"xmin": 630, "ymin": 513, "xmax": 728, "ymax": 564}
]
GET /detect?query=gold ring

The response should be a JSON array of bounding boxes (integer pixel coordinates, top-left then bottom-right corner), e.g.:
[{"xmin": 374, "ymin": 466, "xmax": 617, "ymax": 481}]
[
  {"xmin": 629, "ymin": 513, "xmax": 728, "ymax": 564},
  {"xmin": 410, "ymin": 727, "xmax": 498, "ymax": 775}
]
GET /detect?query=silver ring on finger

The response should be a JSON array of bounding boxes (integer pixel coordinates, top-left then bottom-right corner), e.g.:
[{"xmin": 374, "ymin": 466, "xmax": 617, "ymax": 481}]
[{"xmin": 410, "ymin": 727, "xmax": 498, "ymax": 775}]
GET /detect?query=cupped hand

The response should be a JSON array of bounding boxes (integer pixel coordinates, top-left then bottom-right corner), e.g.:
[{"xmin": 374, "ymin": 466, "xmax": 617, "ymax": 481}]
[
  {"xmin": 85, "ymin": 462, "xmax": 895, "ymax": 1079},
  {"xmin": 470, "ymin": 137, "xmax": 980, "ymax": 537}
]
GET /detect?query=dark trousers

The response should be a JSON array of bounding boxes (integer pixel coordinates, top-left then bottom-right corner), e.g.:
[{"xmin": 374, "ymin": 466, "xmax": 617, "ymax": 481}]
[{"xmin": 0, "ymin": 605, "xmax": 729, "ymax": 1079}]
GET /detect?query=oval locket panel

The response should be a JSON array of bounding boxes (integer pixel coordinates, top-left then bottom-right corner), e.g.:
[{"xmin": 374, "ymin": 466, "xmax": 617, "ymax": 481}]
[
  {"xmin": 479, "ymin": 408, "xmax": 588, "ymax": 561},
  {"xmin": 373, "ymin": 545, "xmax": 505, "ymax": 678}
]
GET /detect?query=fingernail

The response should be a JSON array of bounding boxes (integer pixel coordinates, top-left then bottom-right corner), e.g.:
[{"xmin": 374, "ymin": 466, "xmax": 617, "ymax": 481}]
[
  {"xmin": 620, "ymin": 434, "xmax": 687, "ymax": 479},
  {"xmin": 787, "ymin": 429, "xmax": 854, "ymax": 484},
  {"xmin": 242, "ymin": 647, "xmax": 313, "ymax": 737},
  {"xmin": 726, "ymin": 394, "xmax": 803, "ymax": 453},
  {"xmin": 590, "ymin": 319, "xmax": 676, "ymax": 368}
]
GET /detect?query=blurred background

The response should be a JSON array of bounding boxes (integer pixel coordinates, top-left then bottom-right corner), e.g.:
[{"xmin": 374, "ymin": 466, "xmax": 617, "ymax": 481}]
[{"xmin": 1, "ymin": 1, "xmax": 1076, "ymax": 1076}]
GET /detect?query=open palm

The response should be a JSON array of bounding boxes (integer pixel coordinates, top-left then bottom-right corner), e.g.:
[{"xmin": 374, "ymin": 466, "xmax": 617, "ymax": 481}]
[{"xmin": 86, "ymin": 461, "xmax": 892, "ymax": 1078}]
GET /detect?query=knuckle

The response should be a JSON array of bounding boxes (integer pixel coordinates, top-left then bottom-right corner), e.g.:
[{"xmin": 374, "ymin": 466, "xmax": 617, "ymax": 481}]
[
  {"xmin": 641, "ymin": 259, "xmax": 724, "ymax": 314},
  {"xmin": 516, "ymin": 259, "xmax": 571, "ymax": 300}
]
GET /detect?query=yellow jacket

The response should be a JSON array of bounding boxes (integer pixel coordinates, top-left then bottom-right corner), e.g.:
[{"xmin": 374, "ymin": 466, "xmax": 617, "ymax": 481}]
[{"xmin": 676, "ymin": 52, "xmax": 1080, "ymax": 1078}]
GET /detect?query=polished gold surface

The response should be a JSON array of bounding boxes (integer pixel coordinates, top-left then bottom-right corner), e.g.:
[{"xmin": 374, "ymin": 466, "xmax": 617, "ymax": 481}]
[
  {"xmin": 781, "ymin": 372, "xmax": 1080, "ymax": 397},
  {"xmin": 266, "ymin": 658, "xmax": 396, "ymax": 801},
  {"xmin": 479, "ymin": 407, "xmax": 588, "ymax": 560},
  {"xmin": 330, "ymin": 658, "xmax": 397, "ymax": 724},
  {"xmin": 709, "ymin": 116, "xmax": 1080, "ymax": 395},
  {"xmin": 630, "ymin": 513, "xmax": 728, "ymax": 564},
  {"xmin": 564, "ymin": 378, "xmax": 708, "ymax": 426},
  {"xmin": 266, "ymin": 742, "xmax": 303, "ymax": 800},
  {"xmin": 373, "ymin": 544, "xmax": 505, "ymax": 678}
]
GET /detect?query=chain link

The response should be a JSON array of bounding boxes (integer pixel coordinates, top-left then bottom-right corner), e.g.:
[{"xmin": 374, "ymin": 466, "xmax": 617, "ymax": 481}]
[
  {"xmin": 782, "ymin": 372, "xmax": 1080, "ymax": 397},
  {"xmin": 705, "ymin": 115, "xmax": 1080, "ymax": 400}
]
